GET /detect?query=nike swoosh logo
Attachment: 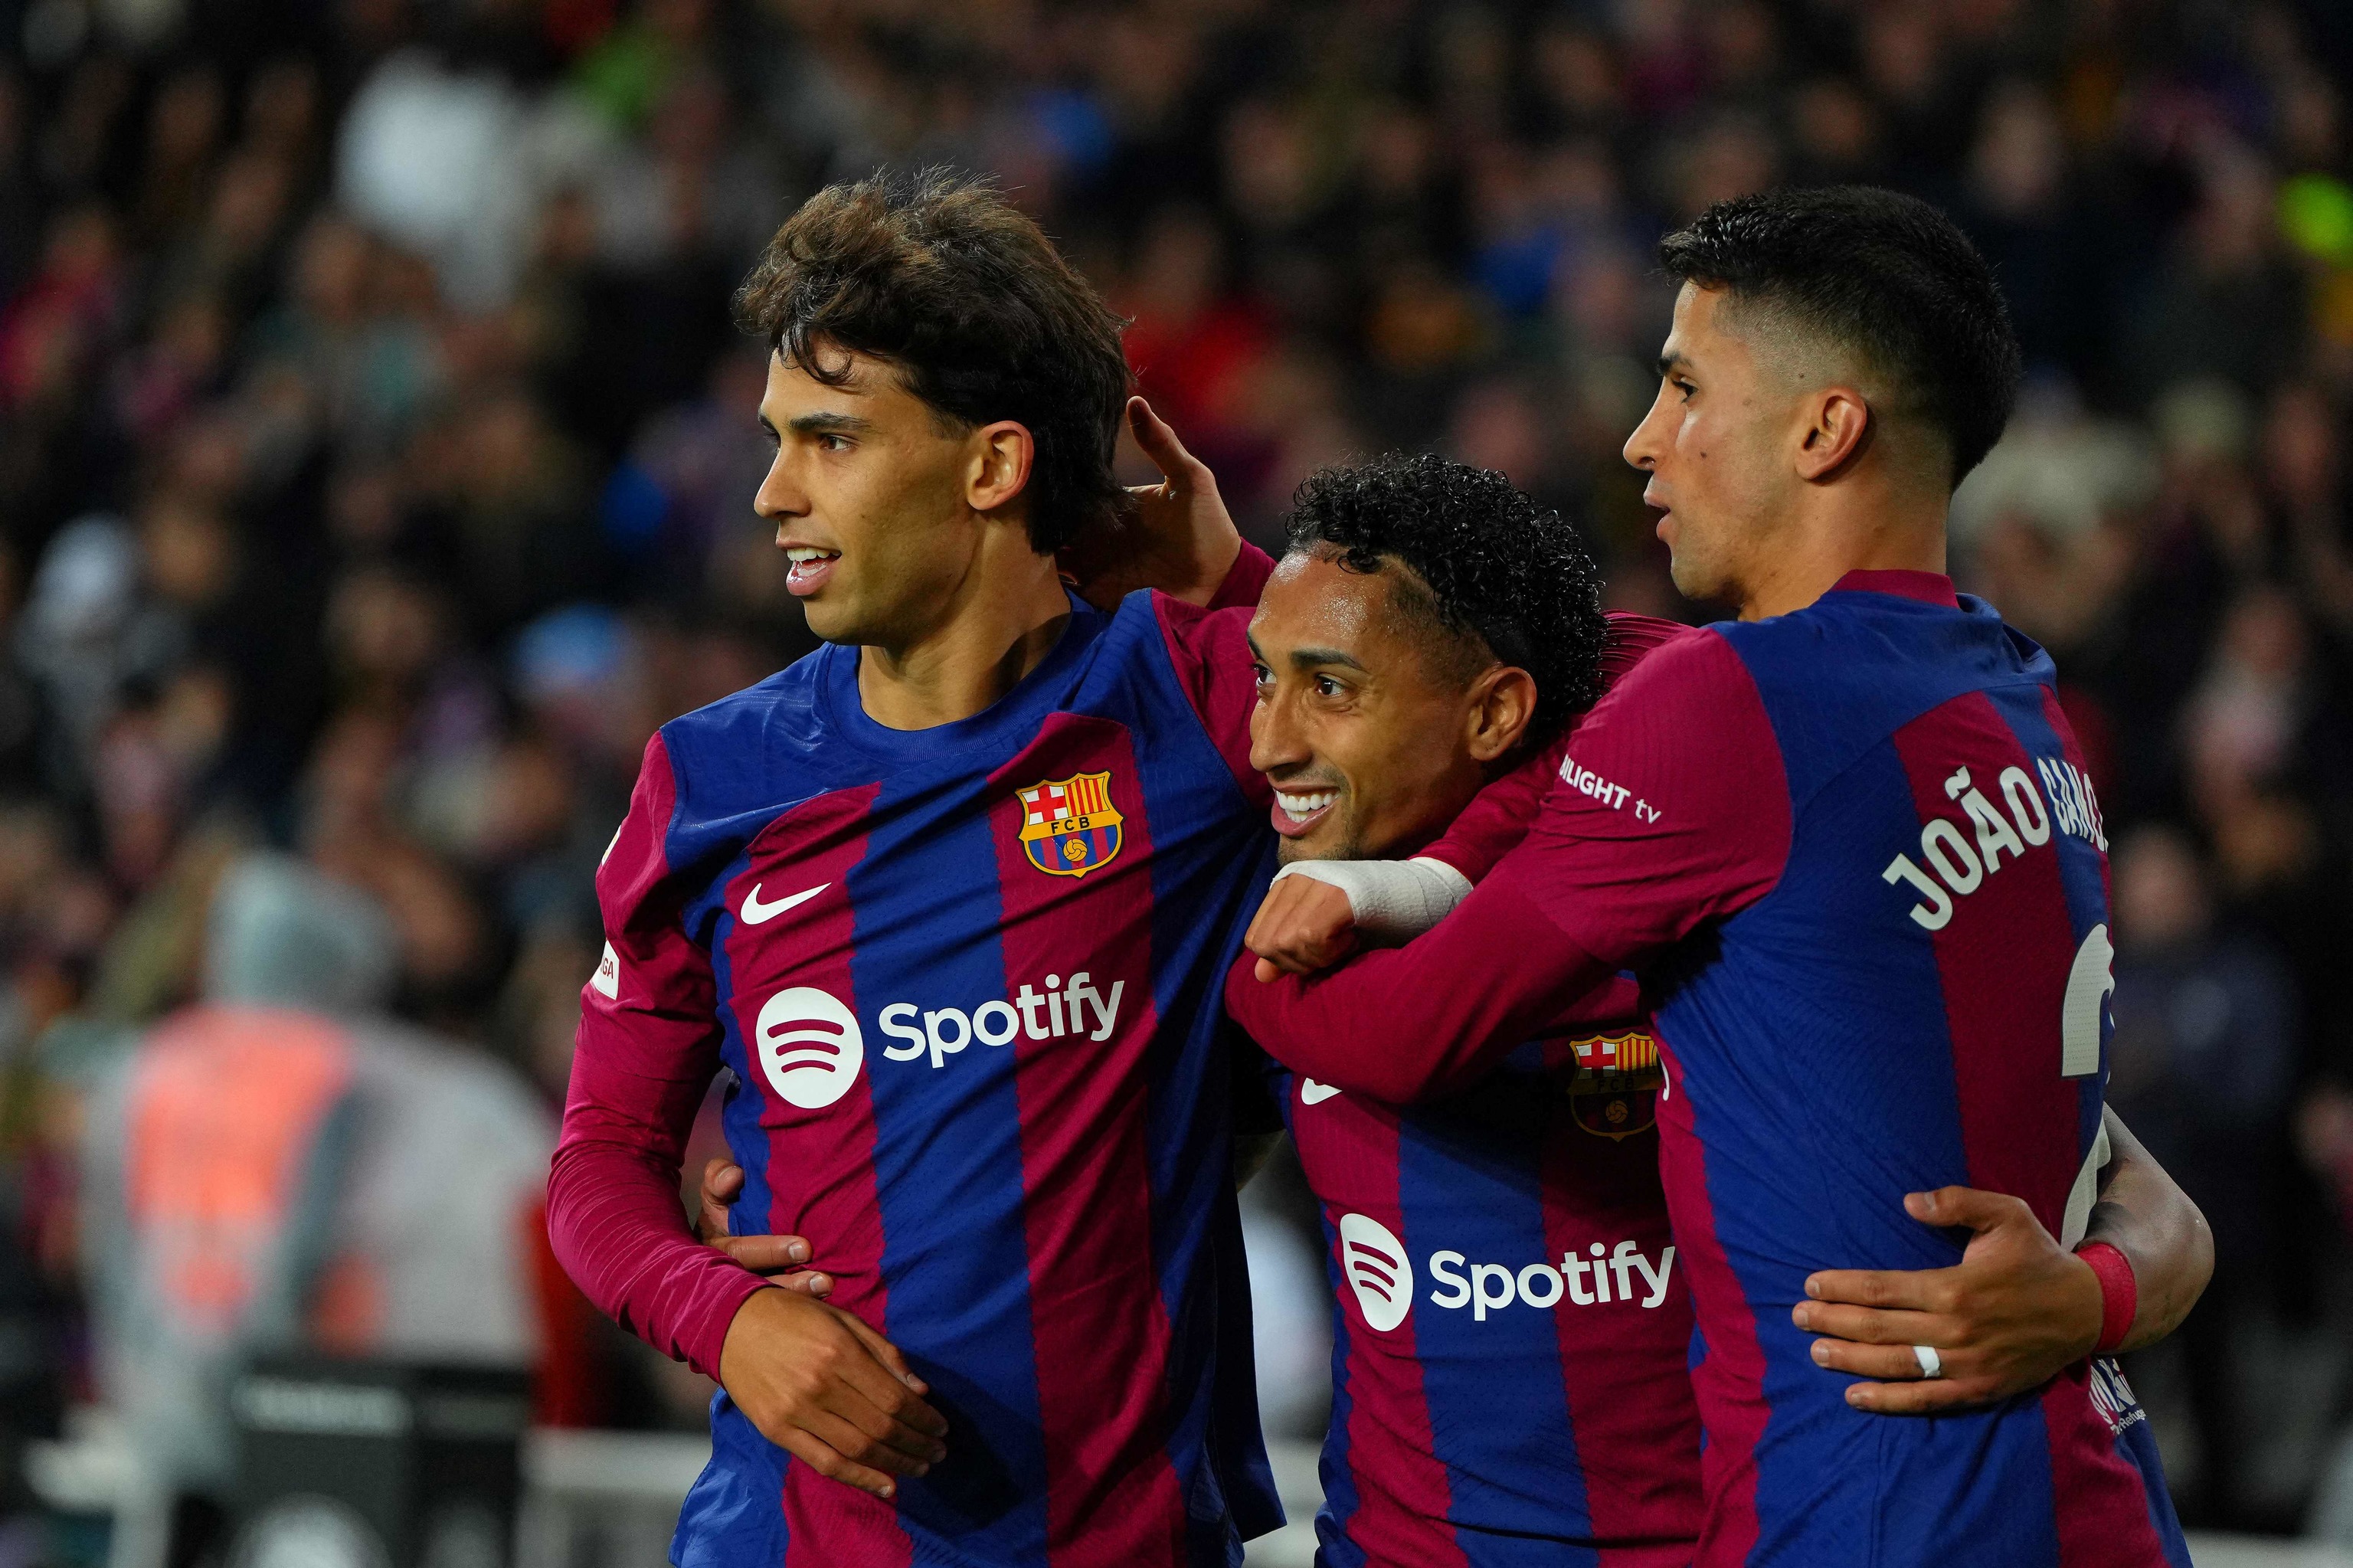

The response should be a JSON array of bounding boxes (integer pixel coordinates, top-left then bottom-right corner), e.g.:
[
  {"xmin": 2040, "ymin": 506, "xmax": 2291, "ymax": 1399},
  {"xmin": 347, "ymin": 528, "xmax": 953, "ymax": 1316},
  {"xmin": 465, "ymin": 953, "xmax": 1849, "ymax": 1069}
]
[
  {"xmin": 741, "ymin": 882, "xmax": 829, "ymax": 925},
  {"xmin": 1300, "ymin": 1079, "xmax": 1342, "ymax": 1105}
]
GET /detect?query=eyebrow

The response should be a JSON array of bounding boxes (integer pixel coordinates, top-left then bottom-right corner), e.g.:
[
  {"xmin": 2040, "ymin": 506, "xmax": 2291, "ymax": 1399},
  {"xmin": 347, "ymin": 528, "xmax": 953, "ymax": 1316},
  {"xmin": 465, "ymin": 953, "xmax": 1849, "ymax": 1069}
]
[
  {"xmin": 1657, "ymin": 351, "xmax": 1690, "ymax": 378},
  {"xmin": 784, "ymin": 411, "xmax": 875, "ymax": 437},
  {"xmin": 1287, "ymin": 645, "xmax": 1368, "ymax": 673}
]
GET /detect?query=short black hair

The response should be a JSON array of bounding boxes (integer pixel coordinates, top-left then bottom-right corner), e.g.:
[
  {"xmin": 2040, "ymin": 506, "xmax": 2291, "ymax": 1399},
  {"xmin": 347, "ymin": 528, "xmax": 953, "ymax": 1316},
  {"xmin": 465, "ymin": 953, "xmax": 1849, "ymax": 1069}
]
[
  {"xmin": 733, "ymin": 168, "xmax": 1132, "ymax": 554},
  {"xmin": 1284, "ymin": 453, "xmax": 1608, "ymax": 742},
  {"xmin": 1658, "ymin": 185, "xmax": 2023, "ymax": 486}
]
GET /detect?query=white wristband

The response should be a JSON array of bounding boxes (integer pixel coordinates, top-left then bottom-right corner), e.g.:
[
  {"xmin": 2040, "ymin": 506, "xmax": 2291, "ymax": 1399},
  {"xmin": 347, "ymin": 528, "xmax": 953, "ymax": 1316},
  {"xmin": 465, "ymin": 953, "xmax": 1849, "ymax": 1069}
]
[{"xmin": 1270, "ymin": 857, "xmax": 1473, "ymax": 944}]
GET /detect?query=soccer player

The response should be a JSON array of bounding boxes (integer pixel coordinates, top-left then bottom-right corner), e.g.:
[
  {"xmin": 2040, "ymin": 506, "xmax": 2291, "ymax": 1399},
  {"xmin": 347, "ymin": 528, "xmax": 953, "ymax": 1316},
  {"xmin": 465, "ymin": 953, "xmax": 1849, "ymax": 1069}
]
[
  {"xmin": 548, "ymin": 172, "xmax": 1556, "ymax": 1566},
  {"xmin": 1224, "ymin": 188, "xmax": 2197, "ymax": 1566}
]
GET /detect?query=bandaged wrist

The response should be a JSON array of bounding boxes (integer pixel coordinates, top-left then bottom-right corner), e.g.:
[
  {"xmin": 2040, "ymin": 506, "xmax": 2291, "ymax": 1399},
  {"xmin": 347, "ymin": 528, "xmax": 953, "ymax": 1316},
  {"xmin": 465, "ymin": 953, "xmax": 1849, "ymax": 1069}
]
[
  {"xmin": 2075, "ymin": 1240, "xmax": 2137, "ymax": 1355},
  {"xmin": 1270, "ymin": 856, "xmax": 1473, "ymax": 944}
]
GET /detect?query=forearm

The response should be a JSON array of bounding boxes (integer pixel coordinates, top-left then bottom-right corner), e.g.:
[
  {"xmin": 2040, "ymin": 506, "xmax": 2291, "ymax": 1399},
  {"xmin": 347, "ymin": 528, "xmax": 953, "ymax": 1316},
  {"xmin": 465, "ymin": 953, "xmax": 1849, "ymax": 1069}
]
[
  {"xmin": 547, "ymin": 1127, "xmax": 770, "ymax": 1378},
  {"xmin": 1226, "ymin": 871, "xmax": 1612, "ymax": 1102},
  {"xmin": 2084, "ymin": 1108, "xmax": 2214, "ymax": 1353}
]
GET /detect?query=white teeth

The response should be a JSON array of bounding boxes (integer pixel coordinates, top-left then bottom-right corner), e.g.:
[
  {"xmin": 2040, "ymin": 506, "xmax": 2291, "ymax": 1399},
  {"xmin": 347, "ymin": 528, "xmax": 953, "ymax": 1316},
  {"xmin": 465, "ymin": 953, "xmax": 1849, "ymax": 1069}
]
[
  {"xmin": 1275, "ymin": 790, "xmax": 1337, "ymax": 822},
  {"xmin": 785, "ymin": 547, "xmax": 839, "ymax": 564}
]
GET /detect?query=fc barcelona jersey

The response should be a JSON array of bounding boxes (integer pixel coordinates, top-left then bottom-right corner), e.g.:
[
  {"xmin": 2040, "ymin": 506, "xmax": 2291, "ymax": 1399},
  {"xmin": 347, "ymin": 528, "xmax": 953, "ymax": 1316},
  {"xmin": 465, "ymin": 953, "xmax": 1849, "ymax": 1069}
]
[
  {"xmin": 555, "ymin": 563, "xmax": 1284, "ymax": 1568},
  {"xmin": 1272, "ymin": 994, "xmax": 1702, "ymax": 1568}
]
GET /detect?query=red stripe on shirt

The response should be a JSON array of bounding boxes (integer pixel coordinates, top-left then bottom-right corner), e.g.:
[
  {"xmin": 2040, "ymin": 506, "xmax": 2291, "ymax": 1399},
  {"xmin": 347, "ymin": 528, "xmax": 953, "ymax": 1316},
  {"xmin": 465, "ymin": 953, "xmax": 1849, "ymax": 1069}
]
[
  {"xmin": 1652, "ymin": 1032, "xmax": 1766, "ymax": 1568},
  {"xmin": 1891, "ymin": 693, "xmax": 2168, "ymax": 1568},
  {"xmin": 1536, "ymin": 1079, "xmax": 1704, "ymax": 1566},
  {"xmin": 989, "ymin": 715, "xmax": 1186, "ymax": 1568},
  {"xmin": 1304, "ymin": 1092, "xmax": 1468, "ymax": 1568},
  {"xmin": 1888, "ymin": 693, "xmax": 2084, "ymax": 1235},
  {"xmin": 715, "ymin": 784, "xmax": 914, "ymax": 1568}
]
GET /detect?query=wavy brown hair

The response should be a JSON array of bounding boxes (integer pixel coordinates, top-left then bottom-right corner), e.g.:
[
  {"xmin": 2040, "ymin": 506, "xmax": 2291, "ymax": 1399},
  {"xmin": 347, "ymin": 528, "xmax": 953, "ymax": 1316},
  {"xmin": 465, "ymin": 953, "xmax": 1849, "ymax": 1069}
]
[{"xmin": 733, "ymin": 168, "xmax": 1134, "ymax": 554}]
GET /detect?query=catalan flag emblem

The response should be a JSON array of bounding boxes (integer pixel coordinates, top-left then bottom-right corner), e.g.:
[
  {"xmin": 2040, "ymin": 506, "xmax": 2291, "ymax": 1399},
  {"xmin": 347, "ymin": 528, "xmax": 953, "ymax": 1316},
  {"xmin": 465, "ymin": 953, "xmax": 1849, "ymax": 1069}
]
[
  {"xmin": 1566, "ymin": 1030, "xmax": 1664, "ymax": 1141},
  {"xmin": 1016, "ymin": 771, "xmax": 1126, "ymax": 879}
]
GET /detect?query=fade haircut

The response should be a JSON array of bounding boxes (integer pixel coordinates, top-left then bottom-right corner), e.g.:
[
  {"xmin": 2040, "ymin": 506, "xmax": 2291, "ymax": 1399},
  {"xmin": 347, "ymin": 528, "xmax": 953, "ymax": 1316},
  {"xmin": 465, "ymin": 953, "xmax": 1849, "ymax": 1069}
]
[
  {"xmin": 1658, "ymin": 186, "xmax": 2024, "ymax": 486},
  {"xmin": 1284, "ymin": 453, "xmax": 1608, "ymax": 744},
  {"xmin": 732, "ymin": 168, "xmax": 1133, "ymax": 554}
]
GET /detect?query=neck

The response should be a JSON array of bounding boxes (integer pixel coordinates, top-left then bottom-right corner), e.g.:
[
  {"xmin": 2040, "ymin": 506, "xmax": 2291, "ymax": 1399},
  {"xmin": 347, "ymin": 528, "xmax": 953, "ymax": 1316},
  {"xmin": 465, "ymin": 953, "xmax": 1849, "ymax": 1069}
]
[
  {"xmin": 1736, "ymin": 482, "xmax": 1948, "ymax": 621},
  {"xmin": 856, "ymin": 547, "xmax": 1073, "ymax": 730}
]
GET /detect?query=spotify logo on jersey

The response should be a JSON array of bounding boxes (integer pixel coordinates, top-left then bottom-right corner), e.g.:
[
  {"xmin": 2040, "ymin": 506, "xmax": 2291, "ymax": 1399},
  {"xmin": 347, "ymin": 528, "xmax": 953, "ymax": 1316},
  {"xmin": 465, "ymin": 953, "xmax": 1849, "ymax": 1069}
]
[
  {"xmin": 1338, "ymin": 1213, "xmax": 1414, "ymax": 1334},
  {"xmin": 754, "ymin": 987, "xmax": 866, "ymax": 1109}
]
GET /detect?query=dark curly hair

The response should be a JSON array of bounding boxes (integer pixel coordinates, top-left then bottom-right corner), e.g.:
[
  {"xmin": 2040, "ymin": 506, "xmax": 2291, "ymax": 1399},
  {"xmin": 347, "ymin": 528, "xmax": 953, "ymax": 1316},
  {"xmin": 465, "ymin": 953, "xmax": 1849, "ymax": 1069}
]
[
  {"xmin": 1658, "ymin": 186, "xmax": 2022, "ymax": 487},
  {"xmin": 732, "ymin": 168, "xmax": 1133, "ymax": 555},
  {"xmin": 1284, "ymin": 453, "xmax": 1608, "ymax": 742}
]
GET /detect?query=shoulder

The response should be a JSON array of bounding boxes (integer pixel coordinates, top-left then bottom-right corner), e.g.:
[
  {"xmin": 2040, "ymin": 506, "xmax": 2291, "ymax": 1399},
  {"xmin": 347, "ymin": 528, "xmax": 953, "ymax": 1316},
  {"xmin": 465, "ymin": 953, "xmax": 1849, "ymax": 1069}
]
[
  {"xmin": 659, "ymin": 650, "xmax": 829, "ymax": 771},
  {"xmin": 1598, "ymin": 611, "xmax": 1698, "ymax": 689},
  {"xmin": 637, "ymin": 647, "xmax": 859, "ymax": 869},
  {"xmin": 1594, "ymin": 620, "xmax": 1758, "ymax": 712}
]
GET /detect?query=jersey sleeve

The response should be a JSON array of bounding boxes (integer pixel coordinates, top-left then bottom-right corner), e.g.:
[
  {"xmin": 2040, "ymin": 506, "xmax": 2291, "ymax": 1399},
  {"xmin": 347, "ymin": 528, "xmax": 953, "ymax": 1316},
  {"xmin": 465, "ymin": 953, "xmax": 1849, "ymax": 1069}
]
[
  {"xmin": 1224, "ymin": 628, "xmax": 1792, "ymax": 1102},
  {"xmin": 1420, "ymin": 611, "xmax": 1693, "ymax": 882},
  {"xmin": 1154, "ymin": 540, "xmax": 1275, "ymax": 804},
  {"xmin": 546, "ymin": 732, "xmax": 767, "ymax": 1379}
]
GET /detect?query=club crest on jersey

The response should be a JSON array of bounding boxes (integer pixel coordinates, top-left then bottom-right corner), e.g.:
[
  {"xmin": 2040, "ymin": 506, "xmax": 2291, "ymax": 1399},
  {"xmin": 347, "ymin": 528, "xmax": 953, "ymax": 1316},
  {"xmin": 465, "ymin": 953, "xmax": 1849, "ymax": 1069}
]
[
  {"xmin": 1016, "ymin": 771, "xmax": 1125, "ymax": 879},
  {"xmin": 1566, "ymin": 1030, "xmax": 1664, "ymax": 1141}
]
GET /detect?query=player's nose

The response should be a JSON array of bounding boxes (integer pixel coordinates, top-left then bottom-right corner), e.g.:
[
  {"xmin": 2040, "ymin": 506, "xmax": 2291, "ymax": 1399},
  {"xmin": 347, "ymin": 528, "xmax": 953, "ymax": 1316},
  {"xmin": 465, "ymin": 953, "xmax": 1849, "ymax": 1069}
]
[
  {"xmin": 1248, "ymin": 692, "xmax": 1312, "ymax": 777},
  {"xmin": 754, "ymin": 450, "xmax": 809, "ymax": 520}
]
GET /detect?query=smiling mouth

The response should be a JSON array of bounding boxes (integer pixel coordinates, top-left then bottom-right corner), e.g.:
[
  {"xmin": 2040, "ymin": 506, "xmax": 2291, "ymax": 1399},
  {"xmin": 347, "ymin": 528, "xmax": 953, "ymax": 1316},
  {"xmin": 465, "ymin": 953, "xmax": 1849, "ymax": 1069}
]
[
  {"xmin": 783, "ymin": 546, "xmax": 841, "ymax": 595},
  {"xmin": 1271, "ymin": 787, "xmax": 1340, "ymax": 838}
]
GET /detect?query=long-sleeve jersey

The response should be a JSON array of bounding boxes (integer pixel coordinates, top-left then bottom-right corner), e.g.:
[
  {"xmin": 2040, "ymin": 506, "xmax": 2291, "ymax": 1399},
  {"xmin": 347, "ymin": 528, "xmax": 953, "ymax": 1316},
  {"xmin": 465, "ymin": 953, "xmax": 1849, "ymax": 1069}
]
[
  {"xmin": 553, "ymin": 553, "xmax": 1285, "ymax": 1568},
  {"xmin": 1277, "ymin": 987, "xmax": 1701, "ymax": 1568},
  {"xmin": 1227, "ymin": 571, "xmax": 2191, "ymax": 1568}
]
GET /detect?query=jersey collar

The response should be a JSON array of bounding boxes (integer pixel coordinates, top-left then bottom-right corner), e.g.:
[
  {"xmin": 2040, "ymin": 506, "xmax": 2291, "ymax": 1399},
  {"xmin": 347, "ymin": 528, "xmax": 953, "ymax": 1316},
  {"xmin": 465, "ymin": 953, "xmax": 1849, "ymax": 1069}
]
[{"xmin": 1828, "ymin": 568, "xmax": 1960, "ymax": 607}]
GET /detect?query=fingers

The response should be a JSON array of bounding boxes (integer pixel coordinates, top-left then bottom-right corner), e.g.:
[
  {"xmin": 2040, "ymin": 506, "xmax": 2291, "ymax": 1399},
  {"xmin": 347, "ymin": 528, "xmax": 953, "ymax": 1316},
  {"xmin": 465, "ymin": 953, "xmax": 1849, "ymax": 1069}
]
[
  {"xmin": 803, "ymin": 1403, "xmax": 939, "ymax": 1476},
  {"xmin": 834, "ymin": 1335, "xmax": 947, "ymax": 1442},
  {"xmin": 1809, "ymin": 1336, "xmax": 1955, "ymax": 1380},
  {"xmin": 1244, "ymin": 879, "xmax": 1357, "ymax": 975},
  {"xmin": 709, "ymin": 1233, "xmax": 816, "ymax": 1275},
  {"xmin": 1842, "ymin": 1376, "xmax": 2001, "ymax": 1415},
  {"xmin": 698, "ymin": 1157, "xmax": 745, "ymax": 1243},
  {"xmin": 836, "ymin": 1312, "xmax": 932, "ymax": 1397},
  {"xmin": 1905, "ymin": 1185, "xmax": 2033, "ymax": 1232},
  {"xmin": 773, "ymin": 1426, "xmax": 905, "ymax": 1499},
  {"xmin": 1125, "ymin": 396, "xmax": 1211, "ymax": 489},
  {"xmin": 1801, "ymin": 1267, "xmax": 1944, "ymax": 1314},
  {"xmin": 702, "ymin": 1157, "xmax": 745, "ymax": 1202},
  {"xmin": 1792, "ymin": 1298, "xmax": 1942, "ymax": 1345}
]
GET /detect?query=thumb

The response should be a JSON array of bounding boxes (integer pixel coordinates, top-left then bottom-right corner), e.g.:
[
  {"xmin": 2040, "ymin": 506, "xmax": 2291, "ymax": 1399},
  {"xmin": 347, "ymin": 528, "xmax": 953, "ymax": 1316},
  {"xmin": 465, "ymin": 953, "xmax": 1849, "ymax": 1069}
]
[
  {"xmin": 1127, "ymin": 396, "xmax": 1196, "ymax": 487},
  {"xmin": 1254, "ymin": 955, "xmax": 1281, "ymax": 984},
  {"xmin": 1906, "ymin": 1184, "xmax": 2029, "ymax": 1233}
]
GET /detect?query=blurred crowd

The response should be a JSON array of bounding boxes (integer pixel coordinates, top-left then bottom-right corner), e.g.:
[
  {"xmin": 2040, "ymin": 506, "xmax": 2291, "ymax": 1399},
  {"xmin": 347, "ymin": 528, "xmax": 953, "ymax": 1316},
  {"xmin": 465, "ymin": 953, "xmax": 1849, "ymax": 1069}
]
[{"xmin": 3, "ymin": 0, "xmax": 2353, "ymax": 1553}]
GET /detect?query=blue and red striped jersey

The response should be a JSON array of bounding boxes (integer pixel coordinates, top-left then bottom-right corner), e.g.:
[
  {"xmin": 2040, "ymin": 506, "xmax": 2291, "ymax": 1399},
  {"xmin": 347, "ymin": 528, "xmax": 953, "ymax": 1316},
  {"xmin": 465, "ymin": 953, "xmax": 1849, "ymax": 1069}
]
[
  {"xmin": 1272, "ymin": 992, "xmax": 1702, "ymax": 1568},
  {"xmin": 555, "ymin": 568, "xmax": 1284, "ymax": 1568},
  {"xmin": 1227, "ymin": 572, "xmax": 2191, "ymax": 1567}
]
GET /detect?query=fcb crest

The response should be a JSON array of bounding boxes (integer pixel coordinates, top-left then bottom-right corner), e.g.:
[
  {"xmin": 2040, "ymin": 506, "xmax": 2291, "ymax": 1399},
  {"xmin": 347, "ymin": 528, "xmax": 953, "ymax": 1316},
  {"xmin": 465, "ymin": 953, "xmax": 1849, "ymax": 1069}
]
[
  {"xmin": 1016, "ymin": 771, "xmax": 1126, "ymax": 879},
  {"xmin": 1566, "ymin": 1030, "xmax": 1664, "ymax": 1141}
]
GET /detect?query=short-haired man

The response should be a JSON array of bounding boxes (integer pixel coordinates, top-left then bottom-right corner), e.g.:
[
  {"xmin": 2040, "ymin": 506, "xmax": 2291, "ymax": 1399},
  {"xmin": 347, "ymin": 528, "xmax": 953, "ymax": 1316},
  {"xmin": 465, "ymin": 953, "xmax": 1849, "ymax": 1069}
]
[{"xmin": 1227, "ymin": 188, "xmax": 2198, "ymax": 1566}]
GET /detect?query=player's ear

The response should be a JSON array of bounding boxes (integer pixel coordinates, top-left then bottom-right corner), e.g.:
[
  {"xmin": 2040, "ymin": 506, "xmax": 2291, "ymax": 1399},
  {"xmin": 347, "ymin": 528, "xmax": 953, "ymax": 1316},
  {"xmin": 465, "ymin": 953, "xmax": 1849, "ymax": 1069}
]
[
  {"xmin": 1464, "ymin": 665, "xmax": 1538, "ymax": 764},
  {"xmin": 1795, "ymin": 386, "xmax": 1872, "ymax": 482},
  {"xmin": 969, "ymin": 420, "xmax": 1036, "ymax": 516}
]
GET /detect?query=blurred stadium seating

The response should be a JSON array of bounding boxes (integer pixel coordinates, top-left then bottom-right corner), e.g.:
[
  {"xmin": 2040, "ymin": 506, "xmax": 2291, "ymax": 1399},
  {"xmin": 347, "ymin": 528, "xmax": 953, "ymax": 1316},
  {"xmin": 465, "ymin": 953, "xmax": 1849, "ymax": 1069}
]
[{"xmin": 3, "ymin": 0, "xmax": 2353, "ymax": 1561}]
